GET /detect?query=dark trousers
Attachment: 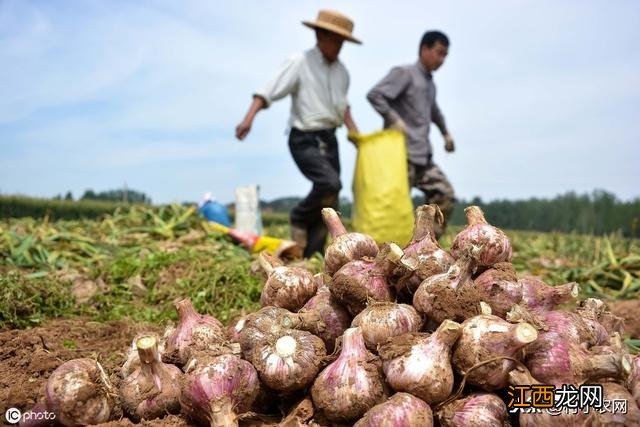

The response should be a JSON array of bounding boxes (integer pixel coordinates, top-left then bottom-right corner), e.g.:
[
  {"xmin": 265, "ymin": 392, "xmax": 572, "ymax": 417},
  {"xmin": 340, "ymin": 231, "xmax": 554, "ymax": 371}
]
[{"xmin": 288, "ymin": 128, "xmax": 341, "ymax": 257}]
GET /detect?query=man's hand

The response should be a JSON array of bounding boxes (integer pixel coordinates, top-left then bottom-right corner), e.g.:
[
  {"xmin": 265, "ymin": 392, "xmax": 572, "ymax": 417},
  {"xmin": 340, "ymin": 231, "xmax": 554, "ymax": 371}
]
[
  {"xmin": 235, "ymin": 119, "xmax": 252, "ymax": 141},
  {"xmin": 444, "ymin": 133, "xmax": 455, "ymax": 152},
  {"xmin": 235, "ymin": 97, "xmax": 266, "ymax": 141},
  {"xmin": 347, "ymin": 130, "xmax": 359, "ymax": 146},
  {"xmin": 390, "ymin": 118, "xmax": 407, "ymax": 133}
]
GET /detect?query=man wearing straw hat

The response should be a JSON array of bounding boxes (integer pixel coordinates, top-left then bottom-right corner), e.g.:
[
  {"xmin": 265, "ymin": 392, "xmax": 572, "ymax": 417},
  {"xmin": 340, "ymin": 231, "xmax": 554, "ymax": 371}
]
[{"xmin": 235, "ymin": 10, "xmax": 361, "ymax": 258}]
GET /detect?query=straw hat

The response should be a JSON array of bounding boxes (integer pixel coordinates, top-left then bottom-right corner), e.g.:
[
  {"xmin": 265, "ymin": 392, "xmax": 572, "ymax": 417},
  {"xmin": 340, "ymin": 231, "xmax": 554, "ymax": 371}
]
[{"xmin": 302, "ymin": 10, "xmax": 361, "ymax": 44}]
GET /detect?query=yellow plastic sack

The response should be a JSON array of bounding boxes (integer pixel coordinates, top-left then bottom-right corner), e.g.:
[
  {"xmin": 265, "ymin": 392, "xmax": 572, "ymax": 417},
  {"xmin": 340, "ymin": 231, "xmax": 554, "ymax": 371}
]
[{"xmin": 351, "ymin": 129, "xmax": 414, "ymax": 246}]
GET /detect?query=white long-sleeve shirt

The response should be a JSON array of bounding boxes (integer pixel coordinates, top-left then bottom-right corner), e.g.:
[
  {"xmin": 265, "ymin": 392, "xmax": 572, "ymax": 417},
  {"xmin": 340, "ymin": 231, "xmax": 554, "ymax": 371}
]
[{"xmin": 255, "ymin": 47, "xmax": 350, "ymax": 131}]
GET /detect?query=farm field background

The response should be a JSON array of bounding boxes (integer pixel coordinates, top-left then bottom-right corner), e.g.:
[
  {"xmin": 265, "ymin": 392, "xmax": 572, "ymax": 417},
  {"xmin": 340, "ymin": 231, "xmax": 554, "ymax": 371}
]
[
  {"xmin": 2, "ymin": 204, "xmax": 639, "ymax": 330},
  {"xmin": 1, "ymin": 203, "xmax": 639, "ymax": 419}
]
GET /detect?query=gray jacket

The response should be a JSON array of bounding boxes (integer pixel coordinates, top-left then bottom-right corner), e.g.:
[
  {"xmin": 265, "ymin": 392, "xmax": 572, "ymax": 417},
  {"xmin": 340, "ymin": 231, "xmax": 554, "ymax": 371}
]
[{"xmin": 367, "ymin": 61, "xmax": 447, "ymax": 165}]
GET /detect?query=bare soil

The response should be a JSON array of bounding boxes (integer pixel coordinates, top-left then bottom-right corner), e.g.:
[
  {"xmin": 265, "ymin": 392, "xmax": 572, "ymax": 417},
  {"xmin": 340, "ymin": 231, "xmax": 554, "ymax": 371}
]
[
  {"xmin": 607, "ymin": 298, "xmax": 640, "ymax": 338},
  {"xmin": 0, "ymin": 318, "xmax": 197, "ymax": 426}
]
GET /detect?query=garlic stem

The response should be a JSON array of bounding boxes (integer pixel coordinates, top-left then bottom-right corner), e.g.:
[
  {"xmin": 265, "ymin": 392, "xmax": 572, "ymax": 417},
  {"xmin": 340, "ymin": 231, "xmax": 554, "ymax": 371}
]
[{"xmin": 322, "ymin": 208, "xmax": 347, "ymax": 237}]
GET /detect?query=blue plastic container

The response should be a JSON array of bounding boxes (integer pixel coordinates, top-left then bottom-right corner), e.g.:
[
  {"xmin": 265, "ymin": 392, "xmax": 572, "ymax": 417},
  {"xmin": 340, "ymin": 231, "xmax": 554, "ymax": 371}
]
[{"xmin": 199, "ymin": 200, "xmax": 231, "ymax": 226}]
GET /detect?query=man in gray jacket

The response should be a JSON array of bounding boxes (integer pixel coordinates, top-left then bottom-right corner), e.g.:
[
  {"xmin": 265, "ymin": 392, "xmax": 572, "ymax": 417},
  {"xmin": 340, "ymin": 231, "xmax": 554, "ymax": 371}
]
[{"xmin": 367, "ymin": 30, "xmax": 455, "ymax": 238}]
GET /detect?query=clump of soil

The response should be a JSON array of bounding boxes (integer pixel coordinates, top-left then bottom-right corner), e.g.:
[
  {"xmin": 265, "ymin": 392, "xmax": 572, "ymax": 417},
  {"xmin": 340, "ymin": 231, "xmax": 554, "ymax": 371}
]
[
  {"xmin": 378, "ymin": 332, "xmax": 426, "ymax": 360},
  {"xmin": 416, "ymin": 278, "xmax": 485, "ymax": 324},
  {"xmin": 607, "ymin": 299, "xmax": 640, "ymax": 338}
]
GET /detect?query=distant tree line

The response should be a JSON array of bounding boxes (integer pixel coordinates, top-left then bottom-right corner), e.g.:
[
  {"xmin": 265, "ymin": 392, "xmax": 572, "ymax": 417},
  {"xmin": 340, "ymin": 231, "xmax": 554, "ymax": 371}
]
[
  {"xmin": 0, "ymin": 195, "xmax": 127, "ymax": 220},
  {"xmin": 263, "ymin": 190, "xmax": 639, "ymax": 238},
  {"xmin": 10, "ymin": 188, "xmax": 637, "ymax": 237},
  {"xmin": 445, "ymin": 190, "xmax": 639, "ymax": 237},
  {"xmin": 54, "ymin": 188, "xmax": 152, "ymax": 204}
]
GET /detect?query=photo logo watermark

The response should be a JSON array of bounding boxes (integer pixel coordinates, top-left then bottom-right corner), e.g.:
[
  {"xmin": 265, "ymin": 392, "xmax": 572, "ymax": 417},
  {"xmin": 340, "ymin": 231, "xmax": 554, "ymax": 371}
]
[
  {"xmin": 5, "ymin": 407, "xmax": 56, "ymax": 424},
  {"xmin": 5, "ymin": 408, "xmax": 21, "ymax": 424},
  {"xmin": 507, "ymin": 383, "xmax": 628, "ymax": 416}
]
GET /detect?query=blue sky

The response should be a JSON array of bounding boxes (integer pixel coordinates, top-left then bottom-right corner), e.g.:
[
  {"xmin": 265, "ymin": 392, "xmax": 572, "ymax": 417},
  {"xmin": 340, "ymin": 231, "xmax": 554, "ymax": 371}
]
[{"xmin": 1, "ymin": 0, "xmax": 639, "ymax": 204}]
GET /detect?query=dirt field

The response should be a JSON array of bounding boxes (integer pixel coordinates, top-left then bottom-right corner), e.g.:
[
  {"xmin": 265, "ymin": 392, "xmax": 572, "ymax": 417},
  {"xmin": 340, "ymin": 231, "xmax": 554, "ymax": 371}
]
[
  {"xmin": 0, "ymin": 319, "xmax": 193, "ymax": 426},
  {"xmin": 0, "ymin": 320, "xmax": 298, "ymax": 426}
]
